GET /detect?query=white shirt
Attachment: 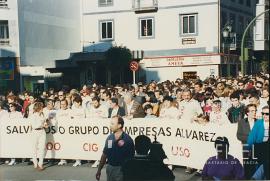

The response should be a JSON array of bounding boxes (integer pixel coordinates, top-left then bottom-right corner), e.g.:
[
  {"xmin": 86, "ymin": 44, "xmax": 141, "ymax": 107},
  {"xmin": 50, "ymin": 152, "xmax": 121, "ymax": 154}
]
[
  {"xmin": 219, "ymin": 97, "xmax": 232, "ymax": 112},
  {"xmin": 0, "ymin": 109, "xmax": 8, "ymax": 120},
  {"xmin": 209, "ymin": 111, "xmax": 230, "ymax": 125},
  {"xmin": 30, "ymin": 112, "xmax": 46, "ymax": 129},
  {"xmin": 248, "ymin": 119, "xmax": 255, "ymax": 130},
  {"xmin": 9, "ymin": 111, "xmax": 23, "ymax": 119},
  {"xmin": 86, "ymin": 104, "xmax": 108, "ymax": 118},
  {"xmin": 101, "ymin": 100, "xmax": 111, "ymax": 110},
  {"xmin": 263, "ymin": 121, "xmax": 269, "ymax": 142},
  {"xmin": 43, "ymin": 107, "xmax": 57, "ymax": 120},
  {"xmin": 178, "ymin": 99, "xmax": 203, "ymax": 121},
  {"xmin": 126, "ymin": 102, "xmax": 134, "ymax": 116},
  {"xmin": 28, "ymin": 104, "xmax": 34, "ymax": 117},
  {"xmin": 56, "ymin": 109, "xmax": 71, "ymax": 121},
  {"xmin": 82, "ymin": 96, "xmax": 92, "ymax": 109},
  {"xmin": 70, "ymin": 106, "xmax": 86, "ymax": 120},
  {"xmin": 159, "ymin": 107, "xmax": 180, "ymax": 119},
  {"xmin": 110, "ymin": 107, "xmax": 119, "ymax": 118}
]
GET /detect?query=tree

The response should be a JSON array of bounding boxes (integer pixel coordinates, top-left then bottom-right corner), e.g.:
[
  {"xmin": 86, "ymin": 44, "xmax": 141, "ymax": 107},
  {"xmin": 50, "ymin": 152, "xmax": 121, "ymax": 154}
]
[{"xmin": 105, "ymin": 46, "xmax": 132, "ymax": 84}]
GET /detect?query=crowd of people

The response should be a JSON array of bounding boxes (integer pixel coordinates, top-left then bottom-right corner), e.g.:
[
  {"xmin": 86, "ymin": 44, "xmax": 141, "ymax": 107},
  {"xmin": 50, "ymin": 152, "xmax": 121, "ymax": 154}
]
[{"xmin": 0, "ymin": 73, "xmax": 269, "ymax": 180}]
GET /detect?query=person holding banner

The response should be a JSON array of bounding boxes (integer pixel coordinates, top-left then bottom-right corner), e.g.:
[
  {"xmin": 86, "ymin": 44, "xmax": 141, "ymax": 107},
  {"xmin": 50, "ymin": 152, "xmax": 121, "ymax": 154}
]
[
  {"xmin": 6, "ymin": 103, "xmax": 23, "ymax": 166},
  {"xmin": 201, "ymin": 137, "xmax": 244, "ymax": 180},
  {"xmin": 159, "ymin": 96, "xmax": 179, "ymax": 119},
  {"xmin": 209, "ymin": 100, "xmax": 230, "ymax": 125},
  {"xmin": 0, "ymin": 101, "xmax": 8, "ymax": 119},
  {"xmin": 178, "ymin": 89, "xmax": 202, "ymax": 174},
  {"xmin": 70, "ymin": 95, "xmax": 85, "ymax": 167},
  {"xmin": 96, "ymin": 116, "xmax": 135, "ymax": 181},
  {"xmin": 30, "ymin": 102, "xmax": 48, "ymax": 171},
  {"xmin": 108, "ymin": 98, "xmax": 125, "ymax": 118},
  {"xmin": 123, "ymin": 93, "xmax": 145, "ymax": 119},
  {"xmin": 56, "ymin": 99, "xmax": 71, "ymax": 166}
]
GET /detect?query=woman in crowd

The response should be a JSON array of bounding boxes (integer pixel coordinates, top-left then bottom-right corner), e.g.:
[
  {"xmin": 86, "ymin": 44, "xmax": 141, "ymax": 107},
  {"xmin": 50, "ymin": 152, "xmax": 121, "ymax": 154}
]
[
  {"xmin": 0, "ymin": 101, "xmax": 8, "ymax": 120},
  {"xmin": 209, "ymin": 100, "xmax": 230, "ymax": 125},
  {"xmin": 30, "ymin": 102, "xmax": 48, "ymax": 171},
  {"xmin": 142, "ymin": 91, "xmax": 159, "ymax": 116},
  {"xmin": 159, "ymin": 96, "xmax": 179, "ymax": 119},
  {"xmin": 23, "ymin": 94, "xmax": 36, "ymax": 118}
]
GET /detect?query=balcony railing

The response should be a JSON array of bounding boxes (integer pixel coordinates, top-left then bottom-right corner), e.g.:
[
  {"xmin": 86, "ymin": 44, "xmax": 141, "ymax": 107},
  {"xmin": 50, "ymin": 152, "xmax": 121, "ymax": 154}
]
[
  {"xmin": 0, "ymin": 0, "xmax": 8, "ymax": 8},
  {"xmin": 132, "ymin": 0, "xmax": 158, "ymax": 13},
  {"xmin": 0, "ymin": 39, "xmax": 10, "ymax": 45}
]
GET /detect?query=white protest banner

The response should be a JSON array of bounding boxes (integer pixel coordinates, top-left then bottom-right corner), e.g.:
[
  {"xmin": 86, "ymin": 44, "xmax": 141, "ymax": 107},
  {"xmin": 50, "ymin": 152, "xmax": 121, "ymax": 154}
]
[{"xmin": 0, "ymin": 117, "xmax": 242, "ymax": 169}]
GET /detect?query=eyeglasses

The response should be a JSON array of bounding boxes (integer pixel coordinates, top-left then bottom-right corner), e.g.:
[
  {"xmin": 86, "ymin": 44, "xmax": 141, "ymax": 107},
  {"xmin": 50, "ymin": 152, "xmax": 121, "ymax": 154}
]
[
  {"xmin": 262, "ymin": 112, "xmax": 269, "ymax": 116},
  {"xmin": 58, "ymin": 95, "xmax": 64, "ymax": 96},
  {"xmin": 256, "ymin": 86, "xmax": 263, "ymax": 89}
]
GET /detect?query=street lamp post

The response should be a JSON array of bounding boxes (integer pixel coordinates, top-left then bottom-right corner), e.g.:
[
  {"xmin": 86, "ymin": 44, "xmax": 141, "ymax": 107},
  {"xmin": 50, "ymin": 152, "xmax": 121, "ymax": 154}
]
[
  {"xmin": 240, "ymin": 9, "xmax": 270, "ymax": 76},
  {"xmin": 222, "ymin": 23, "xmax": 232, "ymax": 77}
]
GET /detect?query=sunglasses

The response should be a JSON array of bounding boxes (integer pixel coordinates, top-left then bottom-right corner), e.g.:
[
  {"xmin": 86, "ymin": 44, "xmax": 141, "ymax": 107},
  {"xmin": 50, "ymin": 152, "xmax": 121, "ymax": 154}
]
[
  {"xmin": 262, "ymin": 112, "xmax": 269, "ymax": 116},
  {"xmin": 58, "ymin": 95, "xmax": 64, "ymax": 96}
]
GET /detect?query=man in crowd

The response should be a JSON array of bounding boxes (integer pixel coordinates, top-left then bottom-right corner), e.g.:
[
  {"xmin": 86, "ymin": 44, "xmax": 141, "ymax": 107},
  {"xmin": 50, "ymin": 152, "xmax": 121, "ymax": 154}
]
[
  {"xmin": 227, "ymin": 92, "xmax": 245, "ymax": 123},
  {"xmin": 108, "ymin": 98, "xmax": 125, "ymax": 118},
  {"xmin": 123, "ymin": 93, "xmax": 145, "ymax": 119},
  {"xmin": 86, "ymin": 96, "xmax": 108, "ymax": 119},
  {"xmin": 178, "ymin": 89, "xmax": 203, "ymax": 122},
  {"xmin": 54, "ymin": 91, "xmax": 67, "ymax": 110},
  {"xmin": 237, "ymin": 104, "xmax": 258, "ymax": 179},
  {"xmin": 96, "ymin": 116, "xmax": 135, "ymax": 181},
  {"xmin": 123, "ymin": 135, "xmax": 175, "ymax": 181}
]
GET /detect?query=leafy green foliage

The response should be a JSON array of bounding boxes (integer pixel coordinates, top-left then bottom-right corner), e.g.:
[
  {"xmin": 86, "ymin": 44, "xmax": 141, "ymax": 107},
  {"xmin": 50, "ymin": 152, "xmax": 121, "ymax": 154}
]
[{"xmin": 105, "ymin": 46, "xmax": 132, "ymax": 69}]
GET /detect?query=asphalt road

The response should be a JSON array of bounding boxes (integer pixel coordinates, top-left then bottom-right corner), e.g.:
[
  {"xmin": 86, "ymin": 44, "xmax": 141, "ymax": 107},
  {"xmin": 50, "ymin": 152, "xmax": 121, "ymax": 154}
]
[{"xmin": 0, "ymin": 161, "xmax": 202, "ymax": 181}]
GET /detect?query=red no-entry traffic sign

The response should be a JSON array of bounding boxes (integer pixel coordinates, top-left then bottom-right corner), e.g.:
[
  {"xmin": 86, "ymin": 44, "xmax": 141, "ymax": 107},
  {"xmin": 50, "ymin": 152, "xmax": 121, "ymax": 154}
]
[{"xmin": 129, "ymin": 61, "xmax": 139, "ymax": 72}]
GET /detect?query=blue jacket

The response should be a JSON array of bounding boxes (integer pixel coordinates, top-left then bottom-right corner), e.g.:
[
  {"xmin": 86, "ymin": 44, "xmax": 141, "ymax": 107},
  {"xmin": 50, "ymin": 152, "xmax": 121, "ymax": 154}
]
[{"xmin": 247, "ymin": 119, "xmax": 265, "ymax": 146}]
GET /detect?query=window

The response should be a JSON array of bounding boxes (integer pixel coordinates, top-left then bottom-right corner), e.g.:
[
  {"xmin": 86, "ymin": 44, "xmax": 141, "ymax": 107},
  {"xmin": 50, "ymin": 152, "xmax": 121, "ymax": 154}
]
[
  {"xmin": 99, "ymin": 0, "xmax": 113, "ymax": 7},
  {"xmin": 238, "ymin": 16, "xmax": 244, "ymax": 33},
  {"xmin": 180, "ymin": 14, "xmax": 197, "ymax": 35},
  {"xmin": 221, "ymin": 11, "xmax": 228, "ymax": 27},
  {"xmin": 246, "ymin": 0, "xmax": 251, "ymax": 7},
  {"xmin": 0, "ymin": 0, "xmax": 8, "ymax": 8},
  {"xmin": 139, "ymin": 17, "xmax": 154, "ymax": 38},
  {"xmin": 0, "ymin": 20, "xmax": 9, "ymax": 40},
  {"xmin": 229, "ymin": 13, "xmax": 236, "ymax": 32},
  {"xmin": 99, "ymin": 20, "xmax": 114, "ymax": 41}
]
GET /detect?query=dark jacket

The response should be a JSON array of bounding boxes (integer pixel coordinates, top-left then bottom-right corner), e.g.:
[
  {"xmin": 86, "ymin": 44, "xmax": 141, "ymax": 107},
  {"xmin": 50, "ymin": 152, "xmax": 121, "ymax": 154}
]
[
  {"xmin": 123, "ymin": 155, "xmax": 175, "ymax": 181},
  {"xmin": 237, "ymin": 118, "xmax": 256, "ymax": 144},
  {"xmin": 227, "ymin": 104, "xmax": 245, "ymax": 123},
  {"xmin": 108, "ymin": 106, "xmax": 126, "ymax": 118},
  {"xmin": 123, "ymin": 100, "xmax": 145, "ymax": 118}
]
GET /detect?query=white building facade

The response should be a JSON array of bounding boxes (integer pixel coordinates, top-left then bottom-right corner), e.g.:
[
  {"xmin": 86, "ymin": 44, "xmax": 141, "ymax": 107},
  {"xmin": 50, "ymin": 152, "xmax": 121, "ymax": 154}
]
[
  {"xmin": 0, "ymin": 0, "xmax": 20, "ymax": 91},
  {"xmin": 254, "ymin": 0, "xmax": 269, "ymax": 51},
  {"xmin": 82, "ymin": 0, "xmax": 256, "ymax": 83},
  {"xmin": 0, "ymin": 0, "xmax": 81, "ymax": 93}
]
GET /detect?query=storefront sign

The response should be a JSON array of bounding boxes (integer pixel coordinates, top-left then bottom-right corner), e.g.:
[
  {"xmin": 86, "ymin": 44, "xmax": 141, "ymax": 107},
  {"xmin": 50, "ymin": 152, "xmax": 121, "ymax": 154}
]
[
  {"xmin": 182, "ymin": 38, "xmax": 196, "ymax": 45},
  {"xmin": 141, "ymin": 55, "xmax": 221, "ymax": 68}
]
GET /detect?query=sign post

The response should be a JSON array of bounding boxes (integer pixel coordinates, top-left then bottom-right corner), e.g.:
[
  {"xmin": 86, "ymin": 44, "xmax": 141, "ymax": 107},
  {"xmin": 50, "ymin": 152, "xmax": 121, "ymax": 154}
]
[{"xmin": 129, "ymin": 61, "xmax": 139, "ymax": 85}]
